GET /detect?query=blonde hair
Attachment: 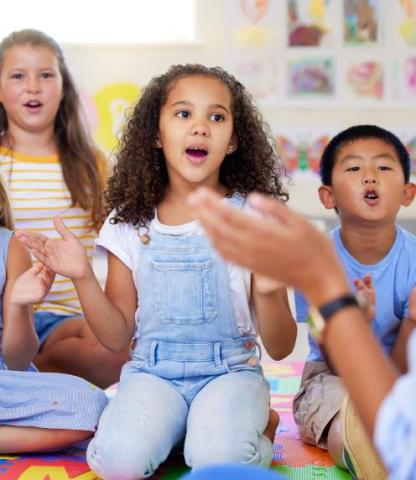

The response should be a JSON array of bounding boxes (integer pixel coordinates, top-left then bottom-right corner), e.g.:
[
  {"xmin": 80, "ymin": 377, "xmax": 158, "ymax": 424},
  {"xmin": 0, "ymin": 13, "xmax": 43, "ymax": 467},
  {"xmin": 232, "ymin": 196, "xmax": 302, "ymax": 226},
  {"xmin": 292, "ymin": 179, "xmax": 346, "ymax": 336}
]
[
  {"xmin": 0, "ymin": 179, "xmax": 13, "ymax": 230},
  {"xmin": 0, "ymin": 29, "xmax": 104, "ymax": 230}
]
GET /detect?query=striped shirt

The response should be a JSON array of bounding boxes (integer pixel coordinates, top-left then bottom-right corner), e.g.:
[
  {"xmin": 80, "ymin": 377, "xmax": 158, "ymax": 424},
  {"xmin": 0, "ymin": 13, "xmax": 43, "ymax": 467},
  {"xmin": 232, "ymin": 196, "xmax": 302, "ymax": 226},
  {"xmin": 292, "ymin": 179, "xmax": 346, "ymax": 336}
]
[{"xmin": 0, "ymin": 146, "xmax": 103, "ymax": 316}]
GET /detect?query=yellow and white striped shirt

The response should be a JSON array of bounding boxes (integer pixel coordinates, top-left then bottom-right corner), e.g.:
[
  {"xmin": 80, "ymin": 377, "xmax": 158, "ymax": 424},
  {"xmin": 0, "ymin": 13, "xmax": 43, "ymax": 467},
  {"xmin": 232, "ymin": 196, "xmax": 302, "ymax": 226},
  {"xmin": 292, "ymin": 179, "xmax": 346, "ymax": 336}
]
[{"xmin": 0, "ymin": 146, "xmax": 99, "ymax": 316}]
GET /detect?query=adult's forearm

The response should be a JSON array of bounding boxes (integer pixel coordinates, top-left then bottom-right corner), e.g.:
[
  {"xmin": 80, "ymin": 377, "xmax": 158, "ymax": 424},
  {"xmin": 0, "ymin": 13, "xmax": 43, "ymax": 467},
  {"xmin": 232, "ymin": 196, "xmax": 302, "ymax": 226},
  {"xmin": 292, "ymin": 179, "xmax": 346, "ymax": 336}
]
[{"xmin": 324, "ymin": 307, "xmax": 399, "ymax": 436}]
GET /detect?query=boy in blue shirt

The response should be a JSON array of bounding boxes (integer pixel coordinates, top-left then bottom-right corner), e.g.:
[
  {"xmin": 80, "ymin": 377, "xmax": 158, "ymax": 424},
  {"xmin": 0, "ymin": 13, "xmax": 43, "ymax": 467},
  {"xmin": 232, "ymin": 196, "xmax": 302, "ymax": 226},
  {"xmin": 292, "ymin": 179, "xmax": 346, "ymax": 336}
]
[{"xmin": 294, "ymin": 125, "xmax": 416, "ymax": 479}]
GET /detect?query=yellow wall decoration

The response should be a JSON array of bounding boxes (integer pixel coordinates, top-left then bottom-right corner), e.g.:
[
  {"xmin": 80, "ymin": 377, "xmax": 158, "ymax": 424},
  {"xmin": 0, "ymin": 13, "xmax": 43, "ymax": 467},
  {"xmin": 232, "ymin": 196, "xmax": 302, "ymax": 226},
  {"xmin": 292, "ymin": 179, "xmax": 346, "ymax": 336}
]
[{"xmin": 93, "ymin": 83, "xmax": 141, "ymax": 154}]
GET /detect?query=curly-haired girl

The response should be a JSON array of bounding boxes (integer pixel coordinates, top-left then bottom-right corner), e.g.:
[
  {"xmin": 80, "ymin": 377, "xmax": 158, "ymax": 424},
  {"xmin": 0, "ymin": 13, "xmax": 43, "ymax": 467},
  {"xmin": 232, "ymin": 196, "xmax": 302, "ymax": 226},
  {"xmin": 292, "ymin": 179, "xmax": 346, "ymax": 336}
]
[{"xmin": 19, "ymin": 64, "xmax": 296, "ymax": 478}]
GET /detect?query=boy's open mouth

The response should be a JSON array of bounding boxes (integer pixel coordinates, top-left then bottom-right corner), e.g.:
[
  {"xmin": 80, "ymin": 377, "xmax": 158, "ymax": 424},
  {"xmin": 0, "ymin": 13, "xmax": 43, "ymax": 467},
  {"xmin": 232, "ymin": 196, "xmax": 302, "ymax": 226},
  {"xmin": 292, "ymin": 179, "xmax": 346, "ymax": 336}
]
[{"xmin": 364, "ymin": 190, "xmax": 379, "ymax": 204}]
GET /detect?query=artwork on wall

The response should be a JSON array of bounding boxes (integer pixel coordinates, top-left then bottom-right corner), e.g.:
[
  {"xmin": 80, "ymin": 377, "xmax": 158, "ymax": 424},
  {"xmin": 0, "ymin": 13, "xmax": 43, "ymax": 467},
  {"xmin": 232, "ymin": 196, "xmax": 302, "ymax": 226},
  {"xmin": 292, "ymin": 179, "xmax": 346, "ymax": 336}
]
[
  {"xmin": 344, "ymin": 57, "xmax": 384, "ymax": 100},
  {"xmin": 393, "ymin": 55, "xmax": 416, "ymax": 100},
  {"xmin": 287, "ymin": 57, "xmax": 335, "ymax": 97},
  {"xmin": 275, "ymin": 127, "xmax": 335, "ymax": 180},
  {"xmin": 227, "ymin": 0, "xmax": 280, "ymax": 102},
  {"xmin": 287, "ymin": 0, "xmax": 337, "ymax": 47},
  {"xmin": 227, "ymin": 0, "xmax": 416, "ymax": 106},
  {"xmin": 343, "ymin": 0, "xmax": 381, "ymax": 45},
  {"xmin": 395, "ymin": 0, "xmax": 416, "ymax": 46},
  {"xmin": 80, "ymin": 83, "xmax": 141, "ymax": 155}
]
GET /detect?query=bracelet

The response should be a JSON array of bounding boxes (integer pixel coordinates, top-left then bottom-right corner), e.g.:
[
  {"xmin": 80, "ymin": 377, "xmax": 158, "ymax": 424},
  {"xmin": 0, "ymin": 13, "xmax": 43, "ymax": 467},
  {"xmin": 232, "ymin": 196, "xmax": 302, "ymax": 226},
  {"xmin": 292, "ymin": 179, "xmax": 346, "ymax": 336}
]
[
  {"xmin": 307, "ymin": 293, "xmax": 364, "ymax": 374},
  {"xmin": 319, "ymin": 293, "xmax": 361, "ymax": 321},
  {"xmin": 307, "ymin": 293, "xmax": 363, "ymax": 346}
]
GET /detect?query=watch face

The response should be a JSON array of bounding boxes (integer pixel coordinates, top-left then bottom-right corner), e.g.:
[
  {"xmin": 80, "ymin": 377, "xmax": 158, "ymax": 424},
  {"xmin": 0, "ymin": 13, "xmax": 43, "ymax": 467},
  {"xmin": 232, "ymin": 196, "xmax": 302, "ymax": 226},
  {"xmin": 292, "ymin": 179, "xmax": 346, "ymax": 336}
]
[{"xmin": 307, "ymin": 306, "xmax": 326, "ymax": 345}]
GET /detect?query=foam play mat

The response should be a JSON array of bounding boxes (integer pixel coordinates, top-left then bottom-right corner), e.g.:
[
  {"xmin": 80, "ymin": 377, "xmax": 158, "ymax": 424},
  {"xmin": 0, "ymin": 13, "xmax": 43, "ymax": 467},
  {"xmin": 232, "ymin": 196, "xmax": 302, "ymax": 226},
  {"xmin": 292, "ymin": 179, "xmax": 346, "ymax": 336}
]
[{"xmin": 0, "ymin": 361, "xmax": 351, "ymax": 479}]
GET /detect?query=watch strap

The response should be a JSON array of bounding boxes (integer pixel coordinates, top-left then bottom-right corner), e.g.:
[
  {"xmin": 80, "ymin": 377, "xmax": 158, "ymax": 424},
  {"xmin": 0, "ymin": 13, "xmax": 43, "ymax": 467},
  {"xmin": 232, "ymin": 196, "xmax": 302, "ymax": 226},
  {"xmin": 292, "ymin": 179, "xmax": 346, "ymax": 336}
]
[{"xmin": 319, "ymin": 293, "xmax": 360, "ymax": 321}]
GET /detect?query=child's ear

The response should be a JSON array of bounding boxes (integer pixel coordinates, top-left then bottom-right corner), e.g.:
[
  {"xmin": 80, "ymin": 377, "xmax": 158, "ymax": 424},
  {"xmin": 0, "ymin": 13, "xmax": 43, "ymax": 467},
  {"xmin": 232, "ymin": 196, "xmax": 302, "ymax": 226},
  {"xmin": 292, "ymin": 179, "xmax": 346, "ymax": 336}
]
[
  {"xmin": 155, "ymin": 136, "xmax": 162, "ymax": 149},
  {"xmin": 402, "ymin": 182, "xmax": 416, "ymax": 207},
  {"xmin": 318, "ymin": 185, "xmax": 336, "ymax": 209},
  {"xmin": 227, "ymin": 136, "xmax": 238, "ymax": 154}
]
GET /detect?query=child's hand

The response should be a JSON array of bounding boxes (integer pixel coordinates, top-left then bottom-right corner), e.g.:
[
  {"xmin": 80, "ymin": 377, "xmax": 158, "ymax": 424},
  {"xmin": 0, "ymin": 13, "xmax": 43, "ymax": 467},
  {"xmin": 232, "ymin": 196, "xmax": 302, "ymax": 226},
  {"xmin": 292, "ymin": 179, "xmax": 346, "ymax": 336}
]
[
  {"xmin": 353, "ymin": 273, "xmax": 375, "ymax": 323},
  {"xmin": 15, "ymin": 217, "xmax": 90, "ymax": 280},
  {"xmin": 10, "ymin": 263, "xmax": 55, "ymax": 306},
  {"xmin": 253, "ymin": 273, "xmax": 284, "ymax": 295}
]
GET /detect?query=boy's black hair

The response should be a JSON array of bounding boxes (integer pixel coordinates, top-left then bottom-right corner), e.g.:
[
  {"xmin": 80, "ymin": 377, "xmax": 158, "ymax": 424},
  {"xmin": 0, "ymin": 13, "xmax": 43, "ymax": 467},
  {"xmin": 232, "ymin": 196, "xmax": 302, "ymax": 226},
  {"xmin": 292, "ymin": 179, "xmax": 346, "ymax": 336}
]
[{"xmin": 320, "ymin": 125, "xmax": 411, "ymax": 185}]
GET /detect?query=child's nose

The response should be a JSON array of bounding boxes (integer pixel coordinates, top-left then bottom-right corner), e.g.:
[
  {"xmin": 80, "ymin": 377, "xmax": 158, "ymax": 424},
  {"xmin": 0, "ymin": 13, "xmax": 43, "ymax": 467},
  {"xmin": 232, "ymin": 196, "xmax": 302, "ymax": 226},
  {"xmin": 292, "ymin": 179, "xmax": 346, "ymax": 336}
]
[
  {"xmin": 362, "ymin": 175, "xmax": 377, "ymax": 184},
  {"xmin": 27, "ymin": 76, "xmax": 41, "ymax": 93},
  {"xmin": 191, "ymin": 122, "xmax": 209, "ymax": 136}
]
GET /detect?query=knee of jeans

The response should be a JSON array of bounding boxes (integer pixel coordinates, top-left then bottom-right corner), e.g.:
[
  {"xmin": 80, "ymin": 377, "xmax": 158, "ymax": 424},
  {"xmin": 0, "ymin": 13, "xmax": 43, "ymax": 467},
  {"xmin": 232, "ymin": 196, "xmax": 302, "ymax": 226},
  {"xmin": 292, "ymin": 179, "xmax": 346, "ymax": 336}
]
[
  {"xmin": 87, "ymin": 436, "xmax": 155, "ymax": 480},
  {"xmin": 185, "ymin": 435, "xmax": 262, "ymax": 469}
]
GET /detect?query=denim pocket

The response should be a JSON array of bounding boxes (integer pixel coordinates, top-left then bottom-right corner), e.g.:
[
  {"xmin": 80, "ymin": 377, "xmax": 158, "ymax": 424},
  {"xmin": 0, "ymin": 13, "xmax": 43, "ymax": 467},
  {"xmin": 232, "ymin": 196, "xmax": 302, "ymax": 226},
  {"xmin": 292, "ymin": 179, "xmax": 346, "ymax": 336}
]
[{"xmin": 151, "ymin": 259, "xmax": 218, "ymax": 324}]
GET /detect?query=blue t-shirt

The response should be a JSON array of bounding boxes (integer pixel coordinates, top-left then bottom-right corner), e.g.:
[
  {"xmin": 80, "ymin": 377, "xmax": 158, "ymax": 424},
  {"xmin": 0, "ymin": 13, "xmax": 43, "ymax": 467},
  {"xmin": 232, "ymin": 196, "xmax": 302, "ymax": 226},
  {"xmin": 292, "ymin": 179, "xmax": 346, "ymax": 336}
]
[{"xmin": 295, "ymin": 225, "xmax": 416, "ymax": 362}]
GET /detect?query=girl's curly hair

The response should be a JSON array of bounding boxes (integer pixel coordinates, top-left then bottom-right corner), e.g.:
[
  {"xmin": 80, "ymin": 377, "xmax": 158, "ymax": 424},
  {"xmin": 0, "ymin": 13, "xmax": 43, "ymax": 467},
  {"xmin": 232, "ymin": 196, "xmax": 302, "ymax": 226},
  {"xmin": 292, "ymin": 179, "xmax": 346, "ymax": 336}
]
[{"xmin": 107, "ymin": 64, "xmax": 288, "ymax": 227}]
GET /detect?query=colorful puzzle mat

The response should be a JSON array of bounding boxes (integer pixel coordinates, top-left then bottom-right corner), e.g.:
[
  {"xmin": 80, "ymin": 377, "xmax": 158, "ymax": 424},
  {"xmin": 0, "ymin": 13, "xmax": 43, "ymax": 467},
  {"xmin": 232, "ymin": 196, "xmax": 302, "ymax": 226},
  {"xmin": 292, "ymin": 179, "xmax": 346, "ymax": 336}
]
[{"xmin": 0, "ymin": 361, "xmax": 351, "ymax": 479}]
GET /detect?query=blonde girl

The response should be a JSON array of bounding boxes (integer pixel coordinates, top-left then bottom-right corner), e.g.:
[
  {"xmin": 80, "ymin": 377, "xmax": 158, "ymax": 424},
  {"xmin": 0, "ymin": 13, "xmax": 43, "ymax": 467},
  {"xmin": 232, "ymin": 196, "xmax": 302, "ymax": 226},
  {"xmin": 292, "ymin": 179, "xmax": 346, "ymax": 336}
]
[{"xmin": 0, "ymin": 29, "xmax": 127, "ymax": 387}]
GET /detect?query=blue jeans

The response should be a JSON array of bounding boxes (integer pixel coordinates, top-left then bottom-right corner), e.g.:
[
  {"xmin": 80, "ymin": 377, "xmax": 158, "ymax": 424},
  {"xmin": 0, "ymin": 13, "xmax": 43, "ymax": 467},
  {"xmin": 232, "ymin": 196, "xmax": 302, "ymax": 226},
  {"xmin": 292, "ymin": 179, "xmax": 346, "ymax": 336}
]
[{"xmin": 87, "ymin": 370, "xmax": 271, "ymax": 479}]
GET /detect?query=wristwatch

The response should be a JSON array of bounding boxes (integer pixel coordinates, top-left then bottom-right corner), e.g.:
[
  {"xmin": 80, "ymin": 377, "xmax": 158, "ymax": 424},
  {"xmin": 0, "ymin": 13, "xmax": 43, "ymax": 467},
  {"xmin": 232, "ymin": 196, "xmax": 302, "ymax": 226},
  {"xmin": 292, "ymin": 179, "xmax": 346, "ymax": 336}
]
[{"xmin": 307, "ymin": 292, "xmax": 368, "ymax": 345}]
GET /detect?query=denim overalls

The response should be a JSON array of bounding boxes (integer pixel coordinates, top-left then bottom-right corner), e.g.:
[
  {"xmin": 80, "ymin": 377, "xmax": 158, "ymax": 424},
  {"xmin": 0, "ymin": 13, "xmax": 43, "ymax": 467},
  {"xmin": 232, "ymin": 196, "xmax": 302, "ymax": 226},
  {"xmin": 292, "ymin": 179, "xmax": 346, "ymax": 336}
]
[{"xmin": 87, "ymin": 194, "xmax": 272, "ymax": 479}]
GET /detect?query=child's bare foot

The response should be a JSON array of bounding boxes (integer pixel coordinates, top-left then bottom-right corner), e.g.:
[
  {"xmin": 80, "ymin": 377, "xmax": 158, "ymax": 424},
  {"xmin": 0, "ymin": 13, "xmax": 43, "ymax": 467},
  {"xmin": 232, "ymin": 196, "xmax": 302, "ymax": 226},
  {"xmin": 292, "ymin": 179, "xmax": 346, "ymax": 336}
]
[{"xmin": 264, "ymin": 408, "xmax": 280, "ymax": 442}]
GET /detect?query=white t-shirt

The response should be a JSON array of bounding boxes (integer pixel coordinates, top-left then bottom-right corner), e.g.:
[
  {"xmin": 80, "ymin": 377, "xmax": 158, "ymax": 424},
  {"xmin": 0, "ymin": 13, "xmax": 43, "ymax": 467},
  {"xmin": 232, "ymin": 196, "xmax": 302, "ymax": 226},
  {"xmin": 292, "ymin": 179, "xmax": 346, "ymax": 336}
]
[{"xmin": 96, "ymin": 198, "xmax": 257, "ymax": 335}]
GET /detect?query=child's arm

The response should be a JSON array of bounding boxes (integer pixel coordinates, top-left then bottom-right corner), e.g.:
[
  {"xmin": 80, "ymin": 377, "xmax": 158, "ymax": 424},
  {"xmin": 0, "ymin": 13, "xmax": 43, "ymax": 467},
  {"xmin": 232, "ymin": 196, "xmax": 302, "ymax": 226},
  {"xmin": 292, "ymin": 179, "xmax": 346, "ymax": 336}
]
[
  {"xmin": 2, "ymin": 238, "xmax": 40, "ymax": 370},
  {"xmin": 252, "ymin": 277, "xmax": 296, "ymax": 360},
  {"xmin": 16, "ymin": 217, "xmax": 137, "ymax": 352},
  {"xmin": 74, "ymin": 251, "xmax": 137, "ymax": 352},
  {"xmin": 390, "ymin": 317, "xmax": 416, "ymax": 373}
]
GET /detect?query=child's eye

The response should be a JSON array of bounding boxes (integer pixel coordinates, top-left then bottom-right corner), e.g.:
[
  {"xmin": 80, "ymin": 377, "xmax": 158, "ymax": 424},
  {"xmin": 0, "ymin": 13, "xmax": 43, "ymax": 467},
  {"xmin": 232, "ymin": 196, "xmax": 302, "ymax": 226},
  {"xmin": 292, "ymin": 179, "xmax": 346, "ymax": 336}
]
[
  {"xmin": 378, "ymin": 166, "xmax": 392, "ymax": 171},
  {"xmin": 346, "ymin": 166, "xmax": 360, "ymax": 172},
  {"xmin": 209, "ymin": 113, "xmax": 224, "ymax": 122},
  {"xmin": 175, "ymin": 111, "xmax": 190, "ymax": 119},
  {"xmin": 10, "ymin": 73, "xmax": 23, "ymax": 80},
  {"xmin": 41, "ymin": 72, "xmax": 54, "ymax": 79}
]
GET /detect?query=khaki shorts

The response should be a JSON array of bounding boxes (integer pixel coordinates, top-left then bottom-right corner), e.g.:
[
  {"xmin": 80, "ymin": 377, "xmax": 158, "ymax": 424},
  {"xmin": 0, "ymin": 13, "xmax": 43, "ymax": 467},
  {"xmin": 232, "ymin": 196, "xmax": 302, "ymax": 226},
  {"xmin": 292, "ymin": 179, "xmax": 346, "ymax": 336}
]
[{"xmin": 293, "ymin": 360, "xmax": 345, "ymax": 449}]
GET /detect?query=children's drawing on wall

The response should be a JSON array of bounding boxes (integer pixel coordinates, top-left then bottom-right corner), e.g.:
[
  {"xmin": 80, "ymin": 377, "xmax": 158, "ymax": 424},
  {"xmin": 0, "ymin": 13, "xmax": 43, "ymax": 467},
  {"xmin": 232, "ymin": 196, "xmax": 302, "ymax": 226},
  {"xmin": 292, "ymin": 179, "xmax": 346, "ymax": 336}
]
[
  {"xmin": 275, "ymin": 128, "xmax": 333, "ymax": 181},
  {"xmin": 345, "ymin": 58, "xmax": 383, "ymax": 100},
  {"xmin": 397, "ymin": 0, "xmax": 416, "ymax": 46},
  {"xmin": 393, "ymin": 55, "xmax": 416, "ymax": 101},
  {"xmin": 227, "ymin": 0, "xmax": 279, "ymax": 102},
  {"xmin": 287, "ymin": 57, "xmax": 335, "ymax": 97},
  {"xmin": 81, "ymin": 83, "xmax": 141, "ymax": 156},
  {"xmin": 343, "ymin": 0, "xmax": 380, "ymax": 45},
  {"xmin": 287, "ymin": 0, "xmax": 336, "ymax": 47},
  {"xmin": 240, "ymin": 0, "xmax": 269, "ymax": 22}
]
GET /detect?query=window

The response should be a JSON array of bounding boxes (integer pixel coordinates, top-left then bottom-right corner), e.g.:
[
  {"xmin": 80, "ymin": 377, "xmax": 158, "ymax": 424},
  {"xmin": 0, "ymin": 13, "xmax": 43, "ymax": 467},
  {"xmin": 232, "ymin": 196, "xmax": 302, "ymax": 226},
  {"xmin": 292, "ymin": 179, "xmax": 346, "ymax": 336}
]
[{"xmin": 1, "ymin": 0, "xmax": 196, "ymax": 44}]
